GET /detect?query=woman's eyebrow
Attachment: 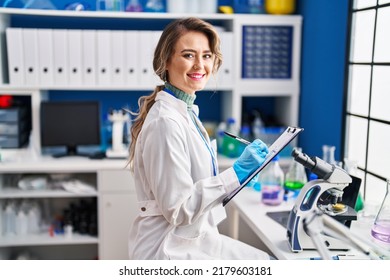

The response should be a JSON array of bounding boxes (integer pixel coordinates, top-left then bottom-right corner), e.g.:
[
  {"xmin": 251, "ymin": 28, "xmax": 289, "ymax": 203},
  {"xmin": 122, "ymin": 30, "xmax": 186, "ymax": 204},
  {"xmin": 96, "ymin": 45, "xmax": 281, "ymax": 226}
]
[
  {"xmin": 180, "ymin": 49, "xmax": 196, "ymax": 53},
  {"xmin": 180, "ymin": 49, "xmax": 212, "ymax": 53}
]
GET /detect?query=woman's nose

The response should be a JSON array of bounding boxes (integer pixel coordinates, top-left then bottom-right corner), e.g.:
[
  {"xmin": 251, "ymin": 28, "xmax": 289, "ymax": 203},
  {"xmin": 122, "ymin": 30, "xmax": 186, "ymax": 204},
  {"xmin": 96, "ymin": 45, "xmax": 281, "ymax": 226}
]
[{"xmin": 193, "ymin": 58, "xmax": 203, "ymax": 70}]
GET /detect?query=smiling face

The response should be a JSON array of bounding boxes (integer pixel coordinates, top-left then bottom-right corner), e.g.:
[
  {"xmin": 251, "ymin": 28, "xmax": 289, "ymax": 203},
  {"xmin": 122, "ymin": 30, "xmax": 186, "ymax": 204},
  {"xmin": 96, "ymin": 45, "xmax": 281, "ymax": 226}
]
[{"xmin": 166, "ymin": 31, "xmax": 215, "ymax": 95}]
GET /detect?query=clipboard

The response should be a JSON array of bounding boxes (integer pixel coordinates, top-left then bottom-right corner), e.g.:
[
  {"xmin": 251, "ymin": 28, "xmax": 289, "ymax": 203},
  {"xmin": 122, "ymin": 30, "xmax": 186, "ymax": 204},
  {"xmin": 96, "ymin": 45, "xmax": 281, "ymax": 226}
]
[{"xmin": 222, "ymin": 126, "xmax": 304, "ymax": 206}]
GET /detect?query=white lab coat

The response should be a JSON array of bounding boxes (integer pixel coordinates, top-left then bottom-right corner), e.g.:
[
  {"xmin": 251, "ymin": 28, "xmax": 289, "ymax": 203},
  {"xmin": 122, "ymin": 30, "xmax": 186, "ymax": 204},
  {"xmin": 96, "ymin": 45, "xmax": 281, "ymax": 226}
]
[{"xmin": 128, "ymin": 91, "xmax": 269, "ymax": 260}]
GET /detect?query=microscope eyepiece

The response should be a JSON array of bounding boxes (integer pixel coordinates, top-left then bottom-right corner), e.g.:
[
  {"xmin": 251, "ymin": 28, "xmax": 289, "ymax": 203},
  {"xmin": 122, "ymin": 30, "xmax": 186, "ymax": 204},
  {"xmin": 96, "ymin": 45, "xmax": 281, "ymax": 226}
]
[{"xmin": 291, "ymin": 148, "xmax": 334, "ymax": 180}]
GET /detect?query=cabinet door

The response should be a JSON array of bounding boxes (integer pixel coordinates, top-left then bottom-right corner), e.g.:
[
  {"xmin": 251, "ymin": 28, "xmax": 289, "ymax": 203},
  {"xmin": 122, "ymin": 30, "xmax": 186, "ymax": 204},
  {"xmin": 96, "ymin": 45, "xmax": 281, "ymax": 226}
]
[
  {"xmin": 99, "ymin": 192, "xmax": 138, "ymax": 260},
  {"xmin": 98, "ymin": 169, "xmax": 134, "ymax": 192},
  {"xmin": 98, "ymin": 169, "xmax": 138, "ymax": 260}
]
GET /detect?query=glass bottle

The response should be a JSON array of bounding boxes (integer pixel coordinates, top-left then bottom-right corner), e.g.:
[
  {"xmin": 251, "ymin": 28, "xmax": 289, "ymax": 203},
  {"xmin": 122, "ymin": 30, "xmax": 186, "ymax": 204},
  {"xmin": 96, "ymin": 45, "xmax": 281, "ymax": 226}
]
[
  {"xmin": 125, "ymin": 0, "xmax": 142, "ymax": 12},
  {"xmin": 260, "ymin": 155, "xmax": 284, "ymax": 206},
  {"xmin": 322, "ymin": 144, "xmax": 336, "ymax": 165},
  {"xmin": 144, "ymin": 0, "xmax": 164, "ymax": 12},
  {"xmin": 284, "ymin": 147, "xmax": 307, "ymax": 199},
  {"xmin": 371, "ymin": 179, "xmax": 390, "ymax": 246}
]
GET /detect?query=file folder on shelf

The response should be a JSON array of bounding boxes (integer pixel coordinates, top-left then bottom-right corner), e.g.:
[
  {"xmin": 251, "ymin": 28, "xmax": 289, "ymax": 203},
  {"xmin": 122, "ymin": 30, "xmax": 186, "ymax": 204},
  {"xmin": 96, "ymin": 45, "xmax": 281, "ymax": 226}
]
[
  {"xmin": 111, "ymin": 30, "xmax": 126, "ymax": 86},
  {"xmin": 6, "ymin": 28, "xmax": 25, "ymax": 85},
  {"xmin": 97, "ymin": 30, "xmax": 112, "ymax": 86},
  {"xmin": 138, "ymin": 31, "xmax": 153, "ymax": 86},
  {"xmin": 152, "ymin": 31, "xmax": 163, "ymax": 85},
  {"xmin": 37, "ymin": 28, "xmax": 54, "ymax": 86},
  {"xmin": 68, "ymin": 29, "xmax": 83, "ymax": 86},
  {"xmin": 124, "ymin": 31, "xmax": 138, "ymax": 85},
  {"xmin": 82, "ymin": 29, "xmax": 97, "ymax": 86},
  {"xmin": 53, "ymin": 29, "xmax": 69, "ymax": 85},
  {"xmin": 22, "ymin": 28, "xmax": 39, "ymax": 86}
]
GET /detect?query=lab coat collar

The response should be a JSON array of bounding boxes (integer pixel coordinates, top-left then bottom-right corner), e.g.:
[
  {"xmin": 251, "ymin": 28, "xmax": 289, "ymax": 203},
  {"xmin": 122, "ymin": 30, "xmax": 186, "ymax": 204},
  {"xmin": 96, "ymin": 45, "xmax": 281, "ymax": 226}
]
[{"xmin": 156, "ymin": 90, "xmax": 199, "ymax": 119}]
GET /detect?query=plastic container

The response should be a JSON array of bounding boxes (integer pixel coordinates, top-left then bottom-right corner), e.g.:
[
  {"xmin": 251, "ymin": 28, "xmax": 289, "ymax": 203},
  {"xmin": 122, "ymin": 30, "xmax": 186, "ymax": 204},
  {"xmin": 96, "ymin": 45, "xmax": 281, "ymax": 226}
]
[
  {"xmin": 265, "ymin": 0, "xmax": 295, "ymax": 15},
  {"xmin": 222, "ymin": 118, "xmax": 240, "ymax": 158},
  {"xmin": 215, "ymin": 122, "xmax": 227, "ymax": 154},
  {"xmin": 144, "ymin": 0, "xmax": 164, "ymax": 13},
  {"xmin": 167, "ymin": 0, "xmax": 189, "ymax": 13},
  {"xmin": 260, "ymin": 155, "xmax": 284, "ymax": 206},
  {"xmin": 251, "ymin": 110, "xmax": 264, "ymax": 140},
  {"xmin": 198, "ymin": 0, "xmax": 217, "ymax": 13},
  {"xmin": 234, "ymin": 0, "xmax": 265, "ymax": 14},
  {"xmin": 125, "ymin": 0, "xmax": 143, "ymax": 11},
  {"xmin": 4, "ymin": 201, "xmax": 16, "ymax": 236},
  {"xmin": 96, "ymin": 0, "xmax": 124, "ymax": 11}
]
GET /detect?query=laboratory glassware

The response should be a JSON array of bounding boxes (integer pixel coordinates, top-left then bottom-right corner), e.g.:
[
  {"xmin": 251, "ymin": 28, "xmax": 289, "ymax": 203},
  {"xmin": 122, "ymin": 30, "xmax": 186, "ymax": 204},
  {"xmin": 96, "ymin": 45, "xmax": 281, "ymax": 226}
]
[
  {"xmin": 260, "ymin": 155, "xmax": 284, "ymax": 206},
  {"xmin": 125, "ymin": 0, "xmax": 142, "ymax": 11},
  {"xmin": 371, "ymin": 179, "xmax": 390, "ymax": 246},
  {"xmin": 284, "ymin": 147, "xmax": 307, "ymax": 191},
  {"xmin": 322, "ymin": 144, "xmax": 336, "ymax": 165}
]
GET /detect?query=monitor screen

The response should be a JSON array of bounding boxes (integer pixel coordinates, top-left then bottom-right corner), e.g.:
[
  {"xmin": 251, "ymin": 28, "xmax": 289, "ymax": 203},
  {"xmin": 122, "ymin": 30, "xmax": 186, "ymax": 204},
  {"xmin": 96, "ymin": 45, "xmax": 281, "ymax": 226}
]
[{"xmin": 40, "ymin": 101, "xmax": 101, "ymax": 157}]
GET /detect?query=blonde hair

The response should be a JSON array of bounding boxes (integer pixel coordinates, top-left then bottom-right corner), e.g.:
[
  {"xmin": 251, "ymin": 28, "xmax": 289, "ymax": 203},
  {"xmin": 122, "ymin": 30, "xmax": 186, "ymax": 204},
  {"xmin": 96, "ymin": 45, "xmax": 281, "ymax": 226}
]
[{"xmin": 128, "ymin": 17, "xmax": 222, "ymax": 170}]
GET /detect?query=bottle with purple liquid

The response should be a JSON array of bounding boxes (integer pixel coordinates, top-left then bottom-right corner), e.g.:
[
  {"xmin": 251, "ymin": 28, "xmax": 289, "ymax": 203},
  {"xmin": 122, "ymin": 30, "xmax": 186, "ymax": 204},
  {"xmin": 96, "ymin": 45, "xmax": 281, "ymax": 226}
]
[
  {"xmin": 371, "ymin": 179, "xmax": 390, "ymax": 247},
  {"xmin": 260, "ymin": 155, "xmax": 284, "ymax": 206}
]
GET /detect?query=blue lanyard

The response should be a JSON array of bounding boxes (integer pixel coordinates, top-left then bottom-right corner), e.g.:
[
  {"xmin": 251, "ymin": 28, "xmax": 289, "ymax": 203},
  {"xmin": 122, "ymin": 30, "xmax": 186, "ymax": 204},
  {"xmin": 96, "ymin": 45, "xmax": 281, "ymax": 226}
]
[
  {"xmin": 164, "ymin": 89, "xmax": 217, "ymax": 176},
  {"xmin": 190, "ymin": 111, "xmax": 217, "ymax": 176}
]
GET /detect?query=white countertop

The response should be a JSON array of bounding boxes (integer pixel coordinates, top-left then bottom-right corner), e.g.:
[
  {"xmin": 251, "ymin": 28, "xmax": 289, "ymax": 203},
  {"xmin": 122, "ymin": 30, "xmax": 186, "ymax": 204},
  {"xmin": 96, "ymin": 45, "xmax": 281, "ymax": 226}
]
[{"xmin": 230, "ymin": 187, "xmax": 373, "ymax": 260}]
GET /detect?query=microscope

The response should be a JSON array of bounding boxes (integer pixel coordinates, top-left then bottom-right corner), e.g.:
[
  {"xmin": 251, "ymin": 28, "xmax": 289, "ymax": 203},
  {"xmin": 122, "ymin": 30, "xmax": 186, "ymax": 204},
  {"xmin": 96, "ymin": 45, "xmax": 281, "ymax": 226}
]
[
  {"xmin": 105, "ymin": 109, "xmax": 130, "ymax": 159},
  {"xmin": 286, "ymin": 148, "xmax": 359, "ymax": 252}
]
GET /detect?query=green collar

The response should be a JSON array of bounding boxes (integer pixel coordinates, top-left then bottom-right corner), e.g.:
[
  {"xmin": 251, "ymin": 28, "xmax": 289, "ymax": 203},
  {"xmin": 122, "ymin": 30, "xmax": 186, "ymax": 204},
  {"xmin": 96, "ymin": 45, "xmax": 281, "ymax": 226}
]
[{"xmin": 164, "ymin": 83, "xmax": 196, "ymax": 110}]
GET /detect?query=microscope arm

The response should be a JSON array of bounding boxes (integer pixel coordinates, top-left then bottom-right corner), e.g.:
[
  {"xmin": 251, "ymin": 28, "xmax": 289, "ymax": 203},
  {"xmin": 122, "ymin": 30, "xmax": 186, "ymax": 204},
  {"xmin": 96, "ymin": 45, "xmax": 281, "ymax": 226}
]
[{"xmin": 304, "ymin": 209, "xmax": 390, "ymax": 260}]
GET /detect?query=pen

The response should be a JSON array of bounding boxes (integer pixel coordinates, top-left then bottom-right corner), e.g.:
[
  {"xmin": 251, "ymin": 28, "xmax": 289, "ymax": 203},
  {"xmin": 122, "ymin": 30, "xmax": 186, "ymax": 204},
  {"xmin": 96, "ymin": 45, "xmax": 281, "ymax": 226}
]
[
  {"xmin": 224, "ymin": 131, "xmax": 251, "ymax": 145},
  {"xmin": 301, "ymin": 254, "xmax": 364, "ymax": 260}
]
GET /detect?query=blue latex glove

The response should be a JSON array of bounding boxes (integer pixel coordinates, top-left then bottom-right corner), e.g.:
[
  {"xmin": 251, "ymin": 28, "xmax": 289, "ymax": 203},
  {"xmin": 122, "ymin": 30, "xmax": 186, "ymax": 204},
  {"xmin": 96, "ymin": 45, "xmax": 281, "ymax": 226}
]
[
  {"xmin": 233, "ymin": 139, "xmax": 269, "ymax": 185},
  {"xmin": 246, "ymin": 173, "xmax": 259, "ymax": 188}
]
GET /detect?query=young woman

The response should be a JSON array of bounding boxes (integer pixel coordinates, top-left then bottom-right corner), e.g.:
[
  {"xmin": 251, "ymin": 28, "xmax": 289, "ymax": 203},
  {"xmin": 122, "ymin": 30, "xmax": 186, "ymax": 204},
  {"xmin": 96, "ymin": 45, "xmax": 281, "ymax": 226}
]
[{"xmin": 128, "ymin": 17, "xmax": 270, "ymax": 260}]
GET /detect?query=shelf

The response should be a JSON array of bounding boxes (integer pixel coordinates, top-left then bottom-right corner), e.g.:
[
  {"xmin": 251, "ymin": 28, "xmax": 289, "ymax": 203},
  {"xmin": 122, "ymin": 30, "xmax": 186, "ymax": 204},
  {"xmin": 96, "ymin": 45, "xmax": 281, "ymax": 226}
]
[
  {"xmin": 0, "ymin": 153, "xmax": 129, "ymax": 172},
  {"xmin": 0, "ymin": 187, "xmax": 98, "ymax": 199},
  {"xmin": 0, "ymin": 232, "xmax": 98, "ymax": 247},
  {"xmin": 0, "ymin": 84, "xmax": 233, "ymax": 92}
]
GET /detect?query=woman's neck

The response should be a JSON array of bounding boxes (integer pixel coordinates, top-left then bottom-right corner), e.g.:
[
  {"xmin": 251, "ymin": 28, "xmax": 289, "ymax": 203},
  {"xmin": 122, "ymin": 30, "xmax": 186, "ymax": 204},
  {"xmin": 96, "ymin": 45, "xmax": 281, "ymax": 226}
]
[{"xmin": 164, "ymin": 83, "xmax": 196, "ymax": 109}]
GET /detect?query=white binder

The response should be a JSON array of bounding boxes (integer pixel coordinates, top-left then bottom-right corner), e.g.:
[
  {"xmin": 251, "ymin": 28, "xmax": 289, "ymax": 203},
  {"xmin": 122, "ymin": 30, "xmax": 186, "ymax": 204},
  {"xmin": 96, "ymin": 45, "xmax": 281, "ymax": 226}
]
[
  {"xmin": 124, "ymin": 30, "xmax": 138, "ymax": 85},
  {"xmin": 37, "ymin": 28, "xmax": 54, "ymax": 86},
  {"xmin": 138, "ymin": 31, "xmax": 153, "ymax": 86},
  {"xmin": 53, "ymin": 29, "xmax": 69, "ymax": 85},
  {"xmin": 67, "ymin": 29, "xmax": 83, "ymax": 86},
  {"xmin": 219, "ymin": 31, "xmax": 234, "ymax": 87},
  {"xmin": 23, "ymin": 28, "xmax": 40, "ymax": 86},
  {"xmin": 82, "ymin": 29, "xmax": 97, "ymax": 86},
  {"xmin": 97, "ymin": 30, "xmax": 112, "ymax": 86},
  {"xmin": 111, "ymin": 30, "xmax": 125, "ymax": 86},
  {"xmin": 6, "ymin": 28, "xmax": 25, "ymax": 85},
  {"xmin": 152, "ymin": 31, "xmax": 163, "ymax": 85}
]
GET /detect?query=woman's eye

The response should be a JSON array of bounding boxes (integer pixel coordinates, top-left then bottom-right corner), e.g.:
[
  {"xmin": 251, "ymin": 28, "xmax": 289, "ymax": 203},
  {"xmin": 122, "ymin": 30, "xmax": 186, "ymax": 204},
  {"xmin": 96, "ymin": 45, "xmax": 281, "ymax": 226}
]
[
  {"xmin": 204, "ymin": 54, "xmax": 213, "ymax": 59},
  {"xmin": 183, "ymin": 53, "xmax": 194, "ymax": 58}
]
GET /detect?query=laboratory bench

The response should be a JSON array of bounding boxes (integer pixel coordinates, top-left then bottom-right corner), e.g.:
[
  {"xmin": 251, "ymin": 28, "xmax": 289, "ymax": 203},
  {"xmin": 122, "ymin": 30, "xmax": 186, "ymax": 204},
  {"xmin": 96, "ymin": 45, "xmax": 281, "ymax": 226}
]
[{"xmin": 227, "ymin": 187, "xmax": 383, "ymax": 260}]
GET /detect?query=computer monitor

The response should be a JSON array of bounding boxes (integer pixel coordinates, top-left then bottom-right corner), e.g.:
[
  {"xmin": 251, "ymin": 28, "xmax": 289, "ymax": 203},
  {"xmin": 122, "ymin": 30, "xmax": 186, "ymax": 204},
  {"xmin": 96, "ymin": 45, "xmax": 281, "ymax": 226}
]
[{"xmin": 40, "ymin": 101, "xmax": 101, "ymax": 157}]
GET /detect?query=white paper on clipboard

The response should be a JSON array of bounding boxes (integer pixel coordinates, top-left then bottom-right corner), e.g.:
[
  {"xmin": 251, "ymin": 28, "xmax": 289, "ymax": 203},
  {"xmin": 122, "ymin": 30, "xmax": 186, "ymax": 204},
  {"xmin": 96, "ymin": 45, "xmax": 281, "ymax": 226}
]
[{"xmin": 222, "ymin": 126, "xmax": 304, "ymax": 206}]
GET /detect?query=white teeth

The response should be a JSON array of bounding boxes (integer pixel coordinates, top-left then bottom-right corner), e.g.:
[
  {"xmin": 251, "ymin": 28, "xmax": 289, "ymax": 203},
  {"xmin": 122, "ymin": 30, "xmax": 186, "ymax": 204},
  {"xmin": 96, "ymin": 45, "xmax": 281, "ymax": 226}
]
[{"xmin": 189, "ymin": 74, "xmax": 203, "ymax": 78}]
